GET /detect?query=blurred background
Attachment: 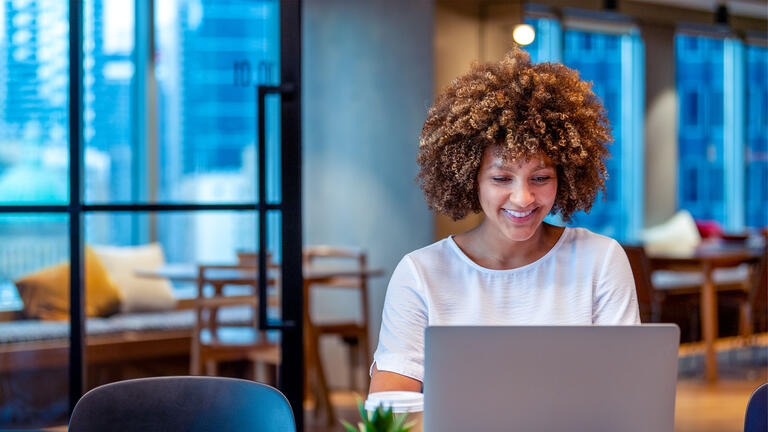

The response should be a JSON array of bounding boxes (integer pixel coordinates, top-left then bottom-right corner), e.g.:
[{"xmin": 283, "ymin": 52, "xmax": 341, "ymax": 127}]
[{"xmin": 0, "ymin": 0, "xmax": 765, "ymax": 431}]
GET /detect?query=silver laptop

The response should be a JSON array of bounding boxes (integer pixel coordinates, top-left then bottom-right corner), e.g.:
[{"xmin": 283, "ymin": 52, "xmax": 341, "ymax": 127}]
[{"xmin": 423, "ymin": 325, "xmax": 679, "ymax": 432}]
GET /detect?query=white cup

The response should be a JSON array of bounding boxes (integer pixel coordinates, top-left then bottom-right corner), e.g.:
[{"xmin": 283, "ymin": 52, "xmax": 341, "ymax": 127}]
[{"xmin": 364, "ymin": 391, "xmax": 424, "ymax": 432}]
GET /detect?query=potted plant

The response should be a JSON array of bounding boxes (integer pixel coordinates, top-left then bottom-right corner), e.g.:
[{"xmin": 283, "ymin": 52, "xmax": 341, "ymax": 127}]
[{"xmin": 342, "ymin": 399, "xmax": 414, "ymax": 432}]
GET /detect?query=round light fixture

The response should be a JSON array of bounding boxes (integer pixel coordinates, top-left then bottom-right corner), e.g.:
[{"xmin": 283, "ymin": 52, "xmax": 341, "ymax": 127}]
[{"xmin": 512, "ymin": 24, "xmax": 535, "ymax": 46}]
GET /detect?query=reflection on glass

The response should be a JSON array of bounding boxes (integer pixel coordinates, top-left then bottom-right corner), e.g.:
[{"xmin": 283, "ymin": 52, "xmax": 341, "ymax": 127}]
[
  {"xmin": 746, "ymin": 44, "xmax": 767, "ymax": 228},
  {"xmin": 154, "ymin": 0, "xmax": 280, "ymax": 204},
  {"xmin": 0, "ymin": 214, "xmax": 70, "ymax": 429},
  {"xmin": 676, "ymin": 34, "xmax": 726, "ymax": 224},
  {"xmin": 0, "ymin": 0, "xmax": 69, "ymax": 204}
]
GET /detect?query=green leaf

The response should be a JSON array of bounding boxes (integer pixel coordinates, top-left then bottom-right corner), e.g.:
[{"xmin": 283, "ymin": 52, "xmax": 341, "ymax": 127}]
[{"xmin": 341, "ymin": 420, "xmax": 359, "ymax": 432}]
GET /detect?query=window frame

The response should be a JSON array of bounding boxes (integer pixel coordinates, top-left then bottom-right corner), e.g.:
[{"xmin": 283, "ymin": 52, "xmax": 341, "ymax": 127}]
[{"xmin": 0, "ymin": 0, "xmax": 304, "ymax": 425}]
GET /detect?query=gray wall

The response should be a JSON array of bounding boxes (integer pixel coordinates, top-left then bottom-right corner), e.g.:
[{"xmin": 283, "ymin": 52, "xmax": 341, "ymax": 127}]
[
  {"xmin": 643, "ymin": 22, "xmax": 678, "ymax": 226},
  {"xmin": 302, "ymin": 0, "xmax": 434, "ymax": 387}
]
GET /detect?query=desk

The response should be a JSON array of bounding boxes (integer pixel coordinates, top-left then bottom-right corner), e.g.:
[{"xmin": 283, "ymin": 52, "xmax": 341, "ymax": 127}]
[
  {"xmin": 136, "ymin": 263, "xmax": 384, "ymax": 422},
  {"xmin": 649, "ymin": 241, "xmax": 762, "ymax": 383}
]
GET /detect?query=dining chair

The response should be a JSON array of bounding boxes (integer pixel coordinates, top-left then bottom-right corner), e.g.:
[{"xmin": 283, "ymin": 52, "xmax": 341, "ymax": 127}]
[
  {"xmin": 190, "ymin": 263, "xmax": 280, "ymax": 384},
  {"xmin": 744, "ymin": 382, "xmax": 768, "ymax": 432},
  {"xmin": 720, "ymin": 244, "xmax": 768, "ymax": 342},
  {"xmin": 303, "ymin": 245, "xmax": 371, "ymax": 393},
  {"xmin": 69, "ymin": 376, "xmax": 295, "ymax": 432},
  {"xmin": 621, "ymin": 245, "xmax": 699, "ymax": 324}
]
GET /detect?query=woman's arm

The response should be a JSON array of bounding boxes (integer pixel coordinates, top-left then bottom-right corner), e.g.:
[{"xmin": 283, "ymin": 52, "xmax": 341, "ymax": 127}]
[{"xmin": 369, "ymin": 363, "xmax": 422, "ymax": 393}]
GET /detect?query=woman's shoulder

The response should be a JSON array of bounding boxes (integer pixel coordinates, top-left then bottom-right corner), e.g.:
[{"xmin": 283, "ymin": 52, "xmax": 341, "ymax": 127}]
[
  {"xmin": 559, "ymin": 226, "xmax": 623, "ymax": 255},
  {"xmin": 403, "ymin": 237, "xmax": 458, "ymax": 264}
]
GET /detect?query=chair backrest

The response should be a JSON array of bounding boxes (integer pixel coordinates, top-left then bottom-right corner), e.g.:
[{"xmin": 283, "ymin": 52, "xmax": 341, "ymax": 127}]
[
  {"xmin": 303, "ymin": 245, "xmax": 368, "ymax": 323},
  {"xmin": 69, "ymin": 376, "xmax": 295, "ymax": 432},
  {"xmin": 750, "ymin": 245, "xmax": 768, "ymax": 326},
  {"xmin": 621, "ymin": 244, "xmax": 656, "ymax": 322},
  {"xmin": 744, "ymin": 382, "xmax": 768, "ymax": 432},
  {"xmin": 194, "ymin": 264, "xmax": 272, "ymax": 344}
]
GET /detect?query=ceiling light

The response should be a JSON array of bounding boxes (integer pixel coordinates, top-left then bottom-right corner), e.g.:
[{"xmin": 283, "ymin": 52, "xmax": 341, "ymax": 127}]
[{"xmin": 512, "ymin": 24, "xmax": 535, "ymax": 46}]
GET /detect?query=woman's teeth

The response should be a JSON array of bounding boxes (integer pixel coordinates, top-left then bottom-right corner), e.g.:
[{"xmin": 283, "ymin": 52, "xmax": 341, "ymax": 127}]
[{"xmin": 504, "ymin": 209, "xmax": 535, "ymax": 218}]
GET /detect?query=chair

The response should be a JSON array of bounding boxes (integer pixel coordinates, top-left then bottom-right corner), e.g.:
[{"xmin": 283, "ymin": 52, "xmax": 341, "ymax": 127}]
[
  {"xmin": 69, "ymin": 376, "xmax": 295, "ymax": 432},
  {"xmin": 720, "ymin": 245, "xmax": 768, "ymax": 341},
  {"xmin": 744, "ymin": 382, "xmax": 768, "ymax": 432},
  {"xmin": 623, "ymin": 244, "xmax": 758, "ymax": 342},
  {"xmin": 190, "ymin": 264, "xmax": 280, "ymax": 384},
  {"xmin": 622, "ymin": 245, "xmax": 698, "ymax": 323},
  {"xmin": 303, "ymin": 245, "xmax": 371, "ymax": 394}
]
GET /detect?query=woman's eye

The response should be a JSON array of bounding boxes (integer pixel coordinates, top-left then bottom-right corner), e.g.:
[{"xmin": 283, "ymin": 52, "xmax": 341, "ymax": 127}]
[
  {"xmin": 492, "ymin": 177, "xmax": 510, "ymax": 182},
  {"xmin": 533, "ymin": 176, "xmax": 551, "ymax": 183}
]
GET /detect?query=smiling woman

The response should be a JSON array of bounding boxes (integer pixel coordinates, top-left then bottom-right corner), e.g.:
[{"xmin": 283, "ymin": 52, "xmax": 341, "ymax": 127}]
[{"xmin": 368, "ymin": 47, "xmax": 640, "ymax": 394}]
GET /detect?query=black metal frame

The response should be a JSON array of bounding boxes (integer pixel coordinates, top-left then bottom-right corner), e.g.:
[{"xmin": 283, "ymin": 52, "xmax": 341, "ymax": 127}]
[{"xmin": 0, "ymin": 0, "xmax": 304, "ymax": 427}]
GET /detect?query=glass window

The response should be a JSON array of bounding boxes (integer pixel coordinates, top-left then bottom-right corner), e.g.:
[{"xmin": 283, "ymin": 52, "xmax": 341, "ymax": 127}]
[
  {"xmin": 562, "ymin": 28, "xmax": 644, "ymax": 241},
  {"xmin": 676, "ymin": 34, "xmax": 726, "ymax": 224},
  {"xmin": 154, "ymin": 0, "xmax": 280, "ymax": 204},
  {"xmin": 0, "ymin": 0, "xmax": 69, "ymax": 205},
  {"xmin": 676, "ymin": 34, "xmax": 750, "ymax": 230},
  {"xmin": 746, "ymin": 44, "xmax": 768, "ymax": 228},
  {"xmin": 83, "ymin": 0, "xmax": 134, "ymax": 204},
  {"xmin": 0, "ymin": 214, "xmax": 70, "ymax": 429},
  {"xmin": 523, "ymin": 16, "xmax": 561, "ymax": 64}
]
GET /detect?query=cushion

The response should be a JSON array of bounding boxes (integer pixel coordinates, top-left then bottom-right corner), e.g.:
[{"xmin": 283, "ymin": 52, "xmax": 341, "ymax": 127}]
[
  {"xmin": 92, "ymin": 243, "xmax": 177, "ymax": 313},
  {"xmin": 643, "ymin": 210, "xmax": 702, "ymax": 255},
  {"xmin": 15, "ymin": 247, "xmax": 123, "ymax": 320}
]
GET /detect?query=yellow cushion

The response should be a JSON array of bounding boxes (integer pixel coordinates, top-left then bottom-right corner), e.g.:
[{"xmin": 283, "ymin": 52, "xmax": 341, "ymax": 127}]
[{"xmin": 15, "ymin": 247, "xmax": 124, "ymax": 320}]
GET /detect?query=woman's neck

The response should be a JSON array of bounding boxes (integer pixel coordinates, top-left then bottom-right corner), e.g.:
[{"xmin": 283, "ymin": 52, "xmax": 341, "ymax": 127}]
[{"xmin": 454, "ymin": 222, "xmax": 564, "ymax": 270}]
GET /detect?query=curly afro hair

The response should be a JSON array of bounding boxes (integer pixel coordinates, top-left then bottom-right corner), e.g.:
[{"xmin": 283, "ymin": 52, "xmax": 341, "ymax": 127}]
[{"xmin": 417, "ymin": 47, "xmax": 612, "ymax": 223}]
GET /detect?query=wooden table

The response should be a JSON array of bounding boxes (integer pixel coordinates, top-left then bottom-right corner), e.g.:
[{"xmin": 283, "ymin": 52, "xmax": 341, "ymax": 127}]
[
  {"xmin": 136, "ymin": 263, "xmax": 384, "ymax": 423},
  {"xmin": 648, "ymin": 241, "xmax": 762, "ymax": 383}
]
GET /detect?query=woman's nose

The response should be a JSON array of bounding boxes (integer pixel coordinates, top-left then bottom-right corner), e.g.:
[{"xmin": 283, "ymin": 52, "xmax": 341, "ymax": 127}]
[{"xmin": 509, "ymin": 183, "xmax": 535, "ymax": 208}]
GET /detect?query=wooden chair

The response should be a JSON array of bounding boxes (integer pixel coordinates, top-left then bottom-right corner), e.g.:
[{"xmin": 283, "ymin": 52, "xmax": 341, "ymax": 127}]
[
  {"xmin": 623, "ymin": 244, "xmax": 759, "ymax": 342},
  {"xmin": 303, "ymin": 246, "xmax": 371, "ymax": 394},
  {"xmin": 190, "ymin": 264, "xmax": 280, "ymax": 385},
  {"xmin": 622, "ymin": 245, "xmax": 698, "ymax": 323},
  {"xmin": 720, "ymin": 244, "xmax": 768, "ymax": 342}
]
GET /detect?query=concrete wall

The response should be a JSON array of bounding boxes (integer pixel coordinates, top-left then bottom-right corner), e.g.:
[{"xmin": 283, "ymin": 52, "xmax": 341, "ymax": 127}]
[
  {"xmin": 642, "ymin": 22, "xmax": 678, "ymax": 226},
  {"xmin": 302, "ymin": 0, "xmax": 434, "ymax": 388}
]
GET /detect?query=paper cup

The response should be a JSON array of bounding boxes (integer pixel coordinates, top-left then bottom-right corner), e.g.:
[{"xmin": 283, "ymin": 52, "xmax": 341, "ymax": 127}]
[{"xmin": 364, "ymin": 391, "xmax": 423, "ymax": 432}]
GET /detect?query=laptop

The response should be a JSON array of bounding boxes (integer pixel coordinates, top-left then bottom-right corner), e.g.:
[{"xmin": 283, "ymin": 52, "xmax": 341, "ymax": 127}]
[{"xmin": 423, "ymin": 325, "xmax": 679, "ymax": 432}]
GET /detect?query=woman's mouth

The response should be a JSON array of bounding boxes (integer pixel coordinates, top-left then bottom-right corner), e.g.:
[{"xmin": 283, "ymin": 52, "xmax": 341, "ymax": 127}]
[{"xmin": 502, "ymin": 208, "xmax": 536, "ymax": 223}]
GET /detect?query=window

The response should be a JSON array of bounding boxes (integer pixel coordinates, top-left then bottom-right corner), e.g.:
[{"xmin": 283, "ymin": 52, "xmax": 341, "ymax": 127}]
[
  {"xmin": 524, "ymin": 11, "xmax": 645, "ymax": 242},
  {"xmin": 676, "ymin": 33, "xmax": 753, "ymax": 231},
  {"xmin": 523, "ymin": 15, "xmax": 561, "ymax": 64},
  {"xmin": 562, "ymin": 28, "xmax": 645, "ymax": 242},
  {"xmin": 745, "ymin": 43, "xmax": 768, "ymax": 228},
  {"xmin": 0, "ymin": 0, "xmax": 302, "ymax": 428}
]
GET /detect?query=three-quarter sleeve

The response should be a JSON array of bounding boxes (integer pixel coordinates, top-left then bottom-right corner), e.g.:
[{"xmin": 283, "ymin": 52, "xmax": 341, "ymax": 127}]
[
  {"xmin": 371, "ymin": 255, "xmax": 429, "ymax": 383},
  {"xmin": 593, "ymin": 240, "xmax": 642, "ymax": 325}
]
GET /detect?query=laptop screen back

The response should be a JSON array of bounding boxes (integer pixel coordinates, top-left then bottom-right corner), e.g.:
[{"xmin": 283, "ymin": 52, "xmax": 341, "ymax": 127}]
[{"xmin": 423, "ymin": 325, "xmax": 679, "ymax": 432}]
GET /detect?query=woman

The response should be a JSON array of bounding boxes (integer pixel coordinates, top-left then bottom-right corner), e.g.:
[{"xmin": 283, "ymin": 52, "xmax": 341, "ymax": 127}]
[{"xmin": 369, "ymin": 47, "xmax": 640, "ymax": 393}]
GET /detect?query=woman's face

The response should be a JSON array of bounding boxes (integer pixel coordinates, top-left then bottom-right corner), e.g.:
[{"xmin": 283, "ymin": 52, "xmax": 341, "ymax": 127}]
[{"xmin": 476, "ymin": 146, "xmax": 558, "ymax": 243}]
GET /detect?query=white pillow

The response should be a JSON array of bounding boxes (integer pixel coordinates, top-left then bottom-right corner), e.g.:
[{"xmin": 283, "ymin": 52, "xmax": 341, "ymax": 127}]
[
  {"xmin": 643, "ymin": 210, "xmax": 702, "ymax": 255},
  {"xmin": 92, "ymin": 243, "xmax": 177, "ymax": 313}
]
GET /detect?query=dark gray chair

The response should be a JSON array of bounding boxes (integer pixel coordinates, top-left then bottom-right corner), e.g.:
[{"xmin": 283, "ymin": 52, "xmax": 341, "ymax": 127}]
[{"xmin": 68, "ymin": 376, "xmax": 295, "ymax": 432}]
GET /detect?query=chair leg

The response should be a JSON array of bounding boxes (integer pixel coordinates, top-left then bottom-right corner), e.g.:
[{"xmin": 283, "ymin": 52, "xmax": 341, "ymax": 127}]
[
  {"xmin": 190, "ymin": 346, "xmax": 201, "ymax": 376},
  {"xmin": 347, "ymin": 338, "xmax": 359, "ymax": 392},
  {"xmin": 205, "ymin": 360, "xmax": 217, "ymax": 376},
  {"xmin": 360, "ymin": 332, "xmax": 371, "ymax": 392},
  {"xmin": 739, "ymin": 302, "xmax": 753, "ymax": 345}
]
